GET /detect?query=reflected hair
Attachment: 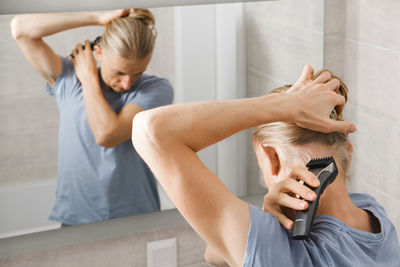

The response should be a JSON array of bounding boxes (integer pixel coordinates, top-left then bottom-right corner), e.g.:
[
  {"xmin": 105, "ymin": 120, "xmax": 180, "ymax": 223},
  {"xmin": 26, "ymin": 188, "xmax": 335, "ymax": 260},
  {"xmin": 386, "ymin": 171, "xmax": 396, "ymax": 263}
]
[{"xmin": 100, "ymin": 8, "xmax": 157, "ymax": 59}]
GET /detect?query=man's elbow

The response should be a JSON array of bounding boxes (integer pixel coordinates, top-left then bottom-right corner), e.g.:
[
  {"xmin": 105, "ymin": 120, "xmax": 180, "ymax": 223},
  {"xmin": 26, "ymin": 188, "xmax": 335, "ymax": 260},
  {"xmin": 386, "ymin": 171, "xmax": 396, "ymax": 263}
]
[
  {"xmin": 94, "ymin": 128, "xmax": 120, "ymax": 148},
  {"xmin": 204, "ymin": 251, "xmax": 214, "ymax": 265},
  {"xmin": 10, "ymin": 15, "xmax": 24, "ymax": 40},
  {"xmin": 131, "ymin": 110, "xmax": 164, "ymax": 152},
  {"xmin": 10, "ymin": 15, "xmax": 37, "ymax": 41},
  {"xmin": 94, "ymin": 134, "xmax": 115, "ymax": 148},
  {"xmin": 204, "ymin": 246, "xmax": 229, "ymax": 267},
  {"xmin": 132, "ymin": 111, "xmax": 152, "ymax": 148}
]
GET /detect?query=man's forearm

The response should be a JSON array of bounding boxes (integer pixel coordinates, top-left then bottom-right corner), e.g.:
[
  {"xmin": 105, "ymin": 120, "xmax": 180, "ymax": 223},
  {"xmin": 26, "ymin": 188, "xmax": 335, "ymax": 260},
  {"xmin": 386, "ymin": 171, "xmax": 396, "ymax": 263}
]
[
  {"xmin": 137, "ymin": 93, "xmax": 288, "ymax": 153},
  {"xmin": 11, "ymin": 12, "xmax": 100, "ymax": 40},
  {"xmin": 81, "ymin": 79, "xmax": 119, "ymax": 147}
]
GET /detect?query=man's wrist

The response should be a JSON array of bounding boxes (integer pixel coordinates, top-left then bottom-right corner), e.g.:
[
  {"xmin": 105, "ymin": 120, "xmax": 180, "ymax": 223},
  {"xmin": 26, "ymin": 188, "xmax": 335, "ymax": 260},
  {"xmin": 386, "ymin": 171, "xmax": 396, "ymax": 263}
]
[
  {"xmin": 81, "ymin": 76, "xmax": 100, "ymax": 91},
  {"xmin": 93, "ymin": 13, "xmax": 104, "ymax": 26},
  {"xmin": 255, "ymin": 93, "xmax": 290, "ymax": 125}
]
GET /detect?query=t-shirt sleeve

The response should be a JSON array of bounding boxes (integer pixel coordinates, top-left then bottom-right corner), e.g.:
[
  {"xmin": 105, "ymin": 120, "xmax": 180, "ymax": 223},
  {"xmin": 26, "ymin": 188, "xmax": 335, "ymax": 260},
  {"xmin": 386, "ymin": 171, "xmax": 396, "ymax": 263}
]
[
  {"xmin": 242, "ymin": 204, "xmax": 299, "ymax": 266},
  {"xmin": 45, "ymin": 56, "xmax": 81, "ymax": 105},
  {"xmin": 127, "ymin": 76, "xmax": 174, "ymax": 110}
]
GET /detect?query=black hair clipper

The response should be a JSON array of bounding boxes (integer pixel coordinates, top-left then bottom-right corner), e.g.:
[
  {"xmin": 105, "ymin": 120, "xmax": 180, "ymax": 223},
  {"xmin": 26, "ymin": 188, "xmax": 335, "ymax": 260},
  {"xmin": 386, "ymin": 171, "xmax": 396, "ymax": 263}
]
[
  {"xmin": 292, "ymin": 156, "xmax": 338, "ymax": 240},
  {"xmin": 69, "ymin": 36, "xmax": 101, "ymax": 59}
]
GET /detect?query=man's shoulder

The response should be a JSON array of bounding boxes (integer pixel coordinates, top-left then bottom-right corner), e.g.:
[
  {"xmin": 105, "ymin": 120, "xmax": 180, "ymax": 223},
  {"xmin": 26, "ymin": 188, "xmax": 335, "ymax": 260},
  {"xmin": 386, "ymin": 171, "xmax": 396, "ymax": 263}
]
[
  {"xmin": 350, "ymin": 193, "xmax": 382, "ymax": 212},
  {"xmin": 128, "ymin": 74, "xmax": 174, "ymax": 98},
  {"xmin": 134, "ymin": 74, "xmax": 172, "ymax": 91}
]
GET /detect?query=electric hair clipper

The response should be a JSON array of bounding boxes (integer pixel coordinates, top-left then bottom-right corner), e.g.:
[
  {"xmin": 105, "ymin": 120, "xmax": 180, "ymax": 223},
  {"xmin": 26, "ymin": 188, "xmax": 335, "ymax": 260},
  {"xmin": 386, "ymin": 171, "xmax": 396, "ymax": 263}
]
[
  {"xmin": 69, "ymin": 36, "xmax": 101, "ymax": 59},
  {"xmin": 292, "ymin": 156, "xmax": 338, "ymax": 240}
]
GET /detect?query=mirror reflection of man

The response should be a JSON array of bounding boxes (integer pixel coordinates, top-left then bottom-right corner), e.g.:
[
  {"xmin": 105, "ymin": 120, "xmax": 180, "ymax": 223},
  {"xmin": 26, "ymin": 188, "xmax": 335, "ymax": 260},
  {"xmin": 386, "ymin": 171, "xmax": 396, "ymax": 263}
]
[{"xmin": 10, "ymin": 9, "xmax": 173, "ymax": 226}]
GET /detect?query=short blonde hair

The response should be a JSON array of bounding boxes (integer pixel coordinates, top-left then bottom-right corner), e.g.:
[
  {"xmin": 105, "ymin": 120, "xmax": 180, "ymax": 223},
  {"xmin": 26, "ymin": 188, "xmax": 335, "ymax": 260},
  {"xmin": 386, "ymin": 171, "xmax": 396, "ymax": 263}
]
[
  {"xmin": 100, "ymin": 8, "xmax": 156, "ymax": 59},
  {"xmin": 252, "ymin": 70, "xmax": 351, "ymax": 178}
]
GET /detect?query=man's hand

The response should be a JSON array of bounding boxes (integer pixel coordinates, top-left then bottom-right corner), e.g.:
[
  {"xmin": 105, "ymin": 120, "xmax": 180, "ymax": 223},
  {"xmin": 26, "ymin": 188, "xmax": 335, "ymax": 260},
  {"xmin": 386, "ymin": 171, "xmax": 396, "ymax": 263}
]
[
  {"xmin": 284, "ymin": 65, "xmax": 356, "ymax": 134},
  {"xmin": 263, "ymin": 166, "xmax": 320, "ymax": 230},
  {"xmin": 68, "ymin": 40, "xmax": 98, "ymax": 86},
  {"xmin": 97, "ymin": 9, "xmax": 133, "ymax": 26}
]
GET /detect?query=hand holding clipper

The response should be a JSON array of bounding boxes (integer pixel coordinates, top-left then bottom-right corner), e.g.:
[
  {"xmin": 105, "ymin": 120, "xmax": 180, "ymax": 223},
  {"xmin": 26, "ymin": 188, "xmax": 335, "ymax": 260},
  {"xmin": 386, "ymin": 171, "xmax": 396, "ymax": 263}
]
[
  {"xmin": 68, "ymin": 36, "xmax": 101, "ymax": 59},
  {"xmin": 292, "ymin": 156, "xmax": 338, "ymax": 240}
]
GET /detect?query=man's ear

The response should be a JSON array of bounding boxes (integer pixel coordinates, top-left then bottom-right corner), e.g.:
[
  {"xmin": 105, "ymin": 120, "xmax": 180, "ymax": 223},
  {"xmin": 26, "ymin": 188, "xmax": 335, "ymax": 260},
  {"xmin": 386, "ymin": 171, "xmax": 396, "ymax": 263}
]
[
  {"xmin": 259, "ymin": 144, "xmax": 281, "ymax": 176},
  {"xmin": 347, "ymin": 141, "xmax": 354, "ymax": 162},
  {"xmin": 94, "ymin": 45, "xmax": 103, "ymax": 62}
]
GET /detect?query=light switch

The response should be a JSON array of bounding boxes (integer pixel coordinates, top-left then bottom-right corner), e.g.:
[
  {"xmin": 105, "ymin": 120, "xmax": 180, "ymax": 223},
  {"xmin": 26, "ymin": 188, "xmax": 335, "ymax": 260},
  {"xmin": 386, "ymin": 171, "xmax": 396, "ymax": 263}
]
[{"xmin": 147, "ymin": 237, "xmax": 177, "ymax": 267}]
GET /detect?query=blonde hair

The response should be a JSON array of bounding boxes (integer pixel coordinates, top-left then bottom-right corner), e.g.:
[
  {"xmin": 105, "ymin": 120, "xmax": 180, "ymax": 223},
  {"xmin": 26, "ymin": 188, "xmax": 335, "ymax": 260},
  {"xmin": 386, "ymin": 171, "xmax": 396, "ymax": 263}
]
[
  {"xmin": 252, "ymin": 70, "xmax": 351, "ymax": 179},
  {"xmin": 100, "ymin": 8, "xmax": 156, "ymax": 59}
]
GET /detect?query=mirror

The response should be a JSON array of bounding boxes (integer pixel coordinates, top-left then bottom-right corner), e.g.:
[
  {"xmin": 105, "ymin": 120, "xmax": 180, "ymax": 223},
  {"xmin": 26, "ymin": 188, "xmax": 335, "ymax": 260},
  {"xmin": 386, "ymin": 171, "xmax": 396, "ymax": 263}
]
[{"xmin": 0, "ymin": 0, "xmax": 324, "ymax": 238}]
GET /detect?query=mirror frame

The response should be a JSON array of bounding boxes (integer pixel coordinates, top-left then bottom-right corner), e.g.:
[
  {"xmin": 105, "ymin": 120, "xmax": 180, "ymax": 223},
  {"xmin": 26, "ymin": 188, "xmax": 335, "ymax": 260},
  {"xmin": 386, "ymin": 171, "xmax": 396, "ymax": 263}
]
[{"xmin": 0, "ymin": 0, "xmax": 273, "ymax": 15}]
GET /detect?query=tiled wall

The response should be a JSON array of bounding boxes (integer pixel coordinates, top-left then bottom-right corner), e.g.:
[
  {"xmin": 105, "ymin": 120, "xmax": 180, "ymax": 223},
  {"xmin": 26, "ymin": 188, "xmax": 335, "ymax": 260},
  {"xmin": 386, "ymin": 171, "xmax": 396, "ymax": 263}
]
[
  {"xmin": 146, "ymin": 7, "xmax": 176, "ymax": 92},
  {"xmin": 0, "ymin": 14, "xmax": 60, "ymax": 187},
  {"xmin": 245, "ymin": 0, "xmax": 325, "ymax": 194},
  {"xmin": 0, "ymin": 224, "xmax": 209, "ymax": 267},
  {"xmin": 324, "ymin": 0, "xmax": 400, "ymax": 235}
]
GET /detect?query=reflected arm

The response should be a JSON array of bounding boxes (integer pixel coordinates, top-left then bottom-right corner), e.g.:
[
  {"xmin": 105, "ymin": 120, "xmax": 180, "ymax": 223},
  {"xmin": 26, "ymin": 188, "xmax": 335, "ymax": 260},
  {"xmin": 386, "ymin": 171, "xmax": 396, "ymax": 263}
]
[
  {"xmin": 10, "ymin": 12, "xmax": 102, "ymax": 86},
  {"xmin": 80, "ymin": 76, "xmax": 144, "ymax": 148},
  {"xmin": 10, "ymin": 11, "xmax": 137, "ymax": 148}
]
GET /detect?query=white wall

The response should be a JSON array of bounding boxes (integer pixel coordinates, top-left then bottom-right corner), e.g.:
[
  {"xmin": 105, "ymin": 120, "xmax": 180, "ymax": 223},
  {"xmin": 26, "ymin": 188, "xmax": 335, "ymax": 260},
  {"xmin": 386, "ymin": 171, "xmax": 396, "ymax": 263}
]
[
  {"xmin": 324, "ymin": 0, "xmax": 400, "ymax": 235},
  {"xmin": 0, "ymin": 14, "xmax": 104, "ymax": 237},
  {"xmin": 173, "ymin": 4, "xmax": 247, "ymax": 197},
  {"xmin": 245, "ymin": 0, "xmax": 325, "ymax": 194}
]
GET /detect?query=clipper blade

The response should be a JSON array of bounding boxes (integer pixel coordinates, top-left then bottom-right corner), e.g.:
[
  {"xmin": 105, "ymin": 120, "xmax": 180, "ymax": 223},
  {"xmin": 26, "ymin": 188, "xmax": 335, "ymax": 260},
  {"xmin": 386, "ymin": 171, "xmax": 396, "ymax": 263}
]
[{"xmin": 306, "ymin": 156, "xmax": 335, "ymax": 169}]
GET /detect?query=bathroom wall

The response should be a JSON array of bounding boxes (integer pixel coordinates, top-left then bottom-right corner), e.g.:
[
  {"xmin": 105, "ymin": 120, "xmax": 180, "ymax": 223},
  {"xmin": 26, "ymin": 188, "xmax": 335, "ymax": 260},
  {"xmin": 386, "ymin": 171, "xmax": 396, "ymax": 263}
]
[
  {"xmin": 324, "ymin": 0, "xmax": 400, "ymax": 235},
  {"xmin": 245, "ymin": 0, "xmax": 325, "ymax": 194},
  {"xmin": 0, "ymin": 14, "xmax": 60, "ymax": 187},
  {"xmin": 146, "ymin": 8, "xmax": 176, "ymax": 91}
]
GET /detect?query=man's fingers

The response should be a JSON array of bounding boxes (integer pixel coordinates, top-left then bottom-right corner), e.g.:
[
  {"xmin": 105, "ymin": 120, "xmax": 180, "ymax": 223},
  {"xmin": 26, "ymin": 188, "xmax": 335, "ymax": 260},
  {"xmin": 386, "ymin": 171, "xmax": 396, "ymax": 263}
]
[
  {"xmin": 84, "ymin": 40, "xmax": 91, "ymax": 51},
  {"xmin": 324, "ymin": 78, "xmax": 340, "ymax": 92},
  {"xmin": 329, "ymin": 94, "xmax": 346, "ymax": 118},
  {"xmin": 328, "ymin": 120, "xmax": 357, "ymax": 134},
  {"xmin": 70, "ymin": 41, "xmax": 94, "ymax": 60},
  {"xmin": 121, "ymin": 9, "xmax": 130, "ymax": 17},
  {"xmin": 335, "ymin": 94, "xmax": 346, "ymax": 107},
  {"xmin": 76, "ymin": 43, "xmax": 83, "ymax": 52},
  {"xmin": 71, "ymin": 43, "xmax": 82, "ymax": 58},
  {"xmin": 281, "ymin": 179, "xmax": 317, "ymax": 203},
  {"xmin": 290, "ymin": 166, "xmax": 320, "ymax": 188},
  {"xmin": 287, "ymin": 65, "xmax": 314, "ymax": 93},
  {"xmin": 275, "ymin": 190, "xmax": 310, "ymax": 210},
  {"xmin": 273, "ymin": 211, "xmax": 294, "ymax": 230},
  {"xmin": 312, "ymin": 70, "xmax": 331, "ymax": 85},
  {"xmin": 297, "ymin": 65, "xmax": 314, "ymax": 83}
]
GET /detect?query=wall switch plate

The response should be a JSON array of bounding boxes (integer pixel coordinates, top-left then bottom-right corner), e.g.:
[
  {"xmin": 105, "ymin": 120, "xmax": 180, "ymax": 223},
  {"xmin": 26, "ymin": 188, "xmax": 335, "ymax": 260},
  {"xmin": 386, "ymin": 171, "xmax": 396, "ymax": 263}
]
[{"xmin": 147, "ymin": 237, "xmax": 177, "ymax": 267}]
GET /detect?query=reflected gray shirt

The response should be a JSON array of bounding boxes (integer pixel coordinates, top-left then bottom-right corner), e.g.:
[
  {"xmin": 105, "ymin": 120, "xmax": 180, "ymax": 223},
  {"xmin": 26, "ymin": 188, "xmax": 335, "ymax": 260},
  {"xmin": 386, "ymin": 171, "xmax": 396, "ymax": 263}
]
[
  {"xmin": 243, "ymin": 193, "xmax": 400, "ymax": 266},
  {"xmin": 46, "ymin": 57, "xmax": 174, "ymax": 225}
]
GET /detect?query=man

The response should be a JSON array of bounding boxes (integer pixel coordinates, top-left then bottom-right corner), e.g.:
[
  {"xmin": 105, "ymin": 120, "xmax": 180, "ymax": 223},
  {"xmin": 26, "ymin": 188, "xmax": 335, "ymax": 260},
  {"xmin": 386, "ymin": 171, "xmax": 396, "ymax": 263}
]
[{"xmin": 11, "ymin": 9, "xmax": 173, "ymax": 225}]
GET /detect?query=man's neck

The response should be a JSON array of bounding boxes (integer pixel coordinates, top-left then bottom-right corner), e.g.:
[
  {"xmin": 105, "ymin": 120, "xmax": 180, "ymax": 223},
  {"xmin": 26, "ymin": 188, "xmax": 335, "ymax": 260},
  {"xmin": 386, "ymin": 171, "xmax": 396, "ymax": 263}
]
[{"xmin": 316, "ymin": 177, "xmax": 379, "ymax": 233}]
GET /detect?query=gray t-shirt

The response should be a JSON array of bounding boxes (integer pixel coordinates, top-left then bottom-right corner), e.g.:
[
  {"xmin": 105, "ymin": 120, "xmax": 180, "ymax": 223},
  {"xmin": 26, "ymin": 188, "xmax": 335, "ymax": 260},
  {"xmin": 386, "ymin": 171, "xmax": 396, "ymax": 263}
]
[
  {"xmin": 243, "ymin": 193, "xmax": 400, "ymax": 266},
  {"xmin": 46, "ymin": 57, "xmax": 174, "ymax": 225}
]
